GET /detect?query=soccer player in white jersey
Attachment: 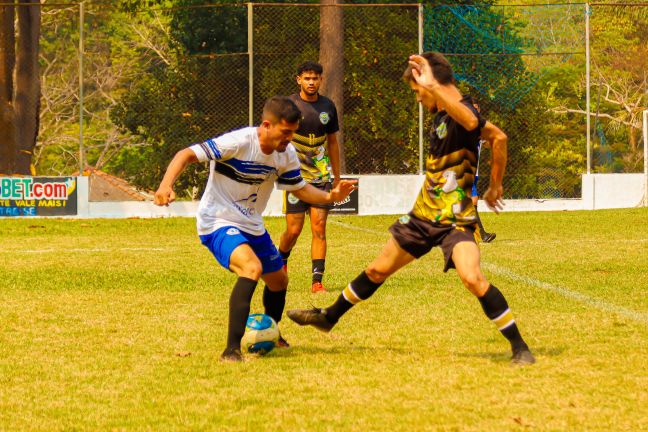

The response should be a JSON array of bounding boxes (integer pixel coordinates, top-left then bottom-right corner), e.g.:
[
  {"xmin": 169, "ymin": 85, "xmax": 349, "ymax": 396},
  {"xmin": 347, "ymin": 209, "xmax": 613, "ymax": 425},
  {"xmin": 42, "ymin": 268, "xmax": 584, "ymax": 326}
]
[{"xmin": 154, "ymin": 96, "xmax": 357, "ymax": 362}]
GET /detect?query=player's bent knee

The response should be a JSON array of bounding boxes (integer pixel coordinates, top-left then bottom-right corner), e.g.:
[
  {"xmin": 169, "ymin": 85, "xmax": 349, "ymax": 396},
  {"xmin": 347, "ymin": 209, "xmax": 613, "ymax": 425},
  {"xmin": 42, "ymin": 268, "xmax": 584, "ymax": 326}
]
[
  {"xmin": 280, "ymin": 231, "xmax": 301, "ymax": 249},
  {"xmin": 268, "ymin": 282, "xmax": 288, "ymax": 292},
  {"xmin": 313, "ymin": 230, "xmax": 326, "ymax": 241},
  {"xmin": 271, "ymin": 274, "xmax": 289, "ymax": 292},
  {"xmin": 312, "ymin": 219, "xmax": 327, "ymax": 232},
  {"xmin": 286, "ymin": 227, "xmax": 303, "ymax": 240},
  {"xmin": 460, "ymin": 272, "xmax": 487, "ymax": 295},
  {"xmin": 235, "ymin": 262, "xmax": 263, "ymax": 280},
  {"xmin": 365, "ymin": 266, "xmax": 390, "ymax": 284}
]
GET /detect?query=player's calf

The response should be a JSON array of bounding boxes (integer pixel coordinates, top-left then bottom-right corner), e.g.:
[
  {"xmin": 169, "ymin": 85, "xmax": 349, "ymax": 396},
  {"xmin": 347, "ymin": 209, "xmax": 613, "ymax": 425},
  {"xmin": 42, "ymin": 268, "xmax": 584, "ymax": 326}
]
[
  {"xmin": 223, "ymin": 277, "xmax": 257, "ymax": 360},
  {"xmin": 477, "ymin": 284, "xmax": 535, "ymax": 365}
]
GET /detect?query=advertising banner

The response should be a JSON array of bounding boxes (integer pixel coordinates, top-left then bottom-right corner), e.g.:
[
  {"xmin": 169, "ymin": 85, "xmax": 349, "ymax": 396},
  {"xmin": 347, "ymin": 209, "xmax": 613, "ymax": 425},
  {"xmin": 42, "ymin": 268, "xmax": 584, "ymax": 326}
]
[{"xmin": 0, "ymin": 177, "xmax": 78, "ymax": 217}]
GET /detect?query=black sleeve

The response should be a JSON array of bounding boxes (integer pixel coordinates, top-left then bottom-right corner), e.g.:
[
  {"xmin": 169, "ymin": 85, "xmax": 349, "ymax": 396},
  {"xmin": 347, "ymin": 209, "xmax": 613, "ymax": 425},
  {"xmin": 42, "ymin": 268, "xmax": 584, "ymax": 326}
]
[
  {"xmin": 477, "ymin": 113, "xmax": 487, "ymax": 130},
  {"xmin": 465, "ymin": 101, "xmax": 486, "ymax": 130}
]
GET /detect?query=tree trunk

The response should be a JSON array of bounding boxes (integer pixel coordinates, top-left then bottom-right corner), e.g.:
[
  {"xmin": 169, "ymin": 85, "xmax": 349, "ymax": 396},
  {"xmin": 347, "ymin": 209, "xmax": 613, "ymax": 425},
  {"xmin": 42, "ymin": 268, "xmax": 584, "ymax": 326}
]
[
  {"xmin": 0, "ymin": 4, "xmax": 16, "ymax": 174},
  {"xmin": 14, "ymin": 0, "xmax": 40, "ymax": 175},
  {"xmin": 319, "ymin": 0, "xmax": 346, "ymax": 173}
]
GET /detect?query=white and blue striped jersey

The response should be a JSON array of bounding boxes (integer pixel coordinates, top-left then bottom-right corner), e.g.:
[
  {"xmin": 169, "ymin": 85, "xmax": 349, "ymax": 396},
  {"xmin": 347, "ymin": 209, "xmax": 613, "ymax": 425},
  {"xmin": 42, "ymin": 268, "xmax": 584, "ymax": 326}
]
[{"xmin": 190, "ymin": 126, "xmax": 306, "ymax": 236}]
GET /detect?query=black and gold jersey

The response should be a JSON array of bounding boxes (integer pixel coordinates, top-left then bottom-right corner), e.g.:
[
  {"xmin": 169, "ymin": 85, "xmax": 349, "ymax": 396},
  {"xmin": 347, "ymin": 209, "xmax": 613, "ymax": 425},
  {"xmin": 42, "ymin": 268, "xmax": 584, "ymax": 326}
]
[
  {"xmin": 411, "ymin": 95, "xmax": 486, "ymax": 226},
  {"xmin": 289, "ymin": 93, "xmax": 339, "ymax": 184}
]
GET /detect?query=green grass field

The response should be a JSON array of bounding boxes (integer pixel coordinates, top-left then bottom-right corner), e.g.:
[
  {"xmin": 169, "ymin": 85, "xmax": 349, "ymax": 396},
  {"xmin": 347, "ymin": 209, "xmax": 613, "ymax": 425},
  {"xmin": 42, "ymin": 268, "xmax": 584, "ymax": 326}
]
[{"xmin": 1, "ymin": 209, "xmax": 647, "ymax": 431}]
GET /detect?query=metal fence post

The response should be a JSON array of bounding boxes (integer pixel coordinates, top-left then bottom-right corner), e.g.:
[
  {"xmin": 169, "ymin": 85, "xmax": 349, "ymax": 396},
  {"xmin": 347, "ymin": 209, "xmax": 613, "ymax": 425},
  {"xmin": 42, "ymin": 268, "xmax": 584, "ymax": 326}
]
[
  {"xmin": 643, "ymin": 110, "xmax": 648, "ymax": 207},
  {"xmin": 79, "ymin": 1, "xmax": 85, "ymax": 173},
  {"xmin": 248, "ymin": 2, "xmax": 253, "ymax": 127},
  {"xmin": 418, "ymin": 3, "xmax": 424, "ymax": 174},
  {"xmin": 585, "ymin": 2, "xmax": 591, "ymax": 175}
]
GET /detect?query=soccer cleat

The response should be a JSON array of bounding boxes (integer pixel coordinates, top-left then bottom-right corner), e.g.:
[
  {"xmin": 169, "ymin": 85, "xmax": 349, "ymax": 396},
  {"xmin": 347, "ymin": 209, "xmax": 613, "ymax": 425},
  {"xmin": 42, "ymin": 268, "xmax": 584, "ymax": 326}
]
[
  {"xmin": 511, "ymin": 347, "xmax": 536, "ymax": 365},
  {"xmin": 277, "ymin": 335, "xmax": 290, "ymax": 348},
  {"xmin": 220, "ymin": 347, "xmax": 243, "ymax": 362},
  {"xmin": 311, "ymin": 281, "xmax": 327, "ymax": 293},
  {"xmin": 286, "ymin": 308, "xmax": 335, "ymax": 333},
  {"xmin": 482, "ymin": 232, "xmax": 497, "ymax": 243}
]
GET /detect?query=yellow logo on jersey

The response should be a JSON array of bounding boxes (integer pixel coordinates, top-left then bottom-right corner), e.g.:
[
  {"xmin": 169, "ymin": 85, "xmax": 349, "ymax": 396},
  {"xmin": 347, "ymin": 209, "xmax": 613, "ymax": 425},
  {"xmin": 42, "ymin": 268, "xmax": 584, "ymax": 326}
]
[
  {"xmin": 319, "ymin": 112, "xmax": 330, "ymax": 125},
  {"xmin": 436, "ymin": 122, "xmax": 447, "ymax": 139}
]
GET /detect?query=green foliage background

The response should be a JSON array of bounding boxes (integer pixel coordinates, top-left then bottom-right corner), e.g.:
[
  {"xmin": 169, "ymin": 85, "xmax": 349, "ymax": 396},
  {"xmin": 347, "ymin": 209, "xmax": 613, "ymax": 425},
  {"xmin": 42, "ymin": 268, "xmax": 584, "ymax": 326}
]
[{"xmin": 34, "ymin": 1, "xmax": 647, "ymax": 199}]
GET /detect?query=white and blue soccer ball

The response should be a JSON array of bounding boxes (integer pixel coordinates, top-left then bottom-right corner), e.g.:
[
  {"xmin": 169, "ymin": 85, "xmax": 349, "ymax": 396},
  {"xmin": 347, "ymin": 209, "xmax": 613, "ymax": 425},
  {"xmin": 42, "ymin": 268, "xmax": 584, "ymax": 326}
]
[{"xmin": 241, "ymin": 313, "xmax": 279, "ymax": 355}]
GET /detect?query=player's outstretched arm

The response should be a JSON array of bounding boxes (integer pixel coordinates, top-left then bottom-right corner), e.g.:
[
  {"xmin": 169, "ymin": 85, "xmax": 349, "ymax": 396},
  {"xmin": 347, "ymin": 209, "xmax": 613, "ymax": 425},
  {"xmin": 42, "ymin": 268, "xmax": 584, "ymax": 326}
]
[
  {"xmin": 480, "ymin": 121, "xmax": 507, "ymax": 213},
  {"xmin": 292, "ymin": 179, "xmax": 357, "ymax": 205},
  {"xmin": 154, "ymin": 148, "xmax": 199, "ymax": 206},
  {"xmin": 408, "ymin": 54, "xmax": 478, "ymax": 131}
]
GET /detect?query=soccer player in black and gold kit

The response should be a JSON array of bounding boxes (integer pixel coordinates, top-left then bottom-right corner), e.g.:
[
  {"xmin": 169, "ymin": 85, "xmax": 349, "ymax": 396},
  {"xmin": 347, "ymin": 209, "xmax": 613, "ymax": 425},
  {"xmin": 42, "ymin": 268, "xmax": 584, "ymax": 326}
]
[
  {"xmin": 288, "ymin": 53, "xmax": 535, "ymax": 365},
  {"xmin": 278, "ymin": 61, "xmax": 341, "ymax": 294}
]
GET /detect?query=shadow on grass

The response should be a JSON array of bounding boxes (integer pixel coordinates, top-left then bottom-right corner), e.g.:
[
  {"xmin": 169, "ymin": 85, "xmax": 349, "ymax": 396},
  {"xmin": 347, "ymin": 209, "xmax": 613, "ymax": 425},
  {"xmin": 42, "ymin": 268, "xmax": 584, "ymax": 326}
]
[
  {"xmin": 264, "ymin": 344, "xmax": 411, "ymax": 359},
  {"xmin": 458, "ymin": 346, "xmax": 564, "ymax": 363}
]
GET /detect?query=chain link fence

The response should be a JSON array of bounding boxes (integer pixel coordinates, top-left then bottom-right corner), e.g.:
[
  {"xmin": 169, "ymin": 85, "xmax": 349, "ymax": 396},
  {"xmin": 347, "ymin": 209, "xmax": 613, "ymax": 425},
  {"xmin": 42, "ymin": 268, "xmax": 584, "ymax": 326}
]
[{"xmin": 24, "ymin": 2, "xmax": 648, "ymax": 200}]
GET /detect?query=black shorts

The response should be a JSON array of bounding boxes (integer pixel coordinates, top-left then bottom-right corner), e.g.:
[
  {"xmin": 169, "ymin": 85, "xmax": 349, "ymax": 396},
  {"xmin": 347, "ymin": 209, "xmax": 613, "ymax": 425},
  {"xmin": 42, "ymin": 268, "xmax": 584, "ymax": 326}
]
[
  {"xmin": 388, "ymin": 213, "xmax": 478, "ymax": 272},
  {"xmin": 284, "ymin": 182, "xmax": 333, "ymax": 214}
]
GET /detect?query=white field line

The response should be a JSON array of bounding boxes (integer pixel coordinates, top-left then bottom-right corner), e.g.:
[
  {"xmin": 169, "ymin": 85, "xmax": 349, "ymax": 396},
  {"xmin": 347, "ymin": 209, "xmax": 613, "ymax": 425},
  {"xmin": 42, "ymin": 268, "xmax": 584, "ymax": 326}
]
[
  {"xmin": 3, "ymin": 247, "xmax": 166, "ymax": 254},
  {"xmin": 489, "ymin": 238, "xmax": 648, "ymax": 246},
  {"xmin": 330, "ymin": 219, "xmax": 648, "ymax": 245},
  {"xmin": 331, "ymin": 220, "xmax": 648, "ymax": 325},
  {"xmin": 482, "ymin": 262, "xmax": 648, "ymax": 325},
  {"xmin": 329, "ymin": 219, "xmax": 392, "ymax": 236}
]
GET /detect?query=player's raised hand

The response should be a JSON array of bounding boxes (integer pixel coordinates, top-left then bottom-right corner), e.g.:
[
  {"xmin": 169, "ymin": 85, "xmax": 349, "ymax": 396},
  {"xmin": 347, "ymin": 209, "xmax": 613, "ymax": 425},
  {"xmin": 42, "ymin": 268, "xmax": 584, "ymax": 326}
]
[
  {"xmin": 482, "ymin": 185, "xmax": 505, "ymax": 214},
  {"xmin": 329, "ymin": 179, "xmax": 358, "ymax": 203},
  {"xmin": 154, "ymin": 185, "xmax": 176, "ymax": 206},
  {"xmin": 408, "ymin": 54, "xmax": 439, "ymax": 90}
]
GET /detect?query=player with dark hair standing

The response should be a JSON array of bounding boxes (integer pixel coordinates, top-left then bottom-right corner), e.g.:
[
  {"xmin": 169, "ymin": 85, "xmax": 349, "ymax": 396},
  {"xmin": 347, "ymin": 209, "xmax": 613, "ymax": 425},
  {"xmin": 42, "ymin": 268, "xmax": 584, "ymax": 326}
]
[
  {"xmin": 278, "ymin": 61, "xmax": 342, "ymax": 293},
  {"xmin": 154, "ymin": 96, "xmax": 356, "ymax": 362},
  {"xmin": 288, "ymin": 53, "xmax": 535, "ymax": 365}
]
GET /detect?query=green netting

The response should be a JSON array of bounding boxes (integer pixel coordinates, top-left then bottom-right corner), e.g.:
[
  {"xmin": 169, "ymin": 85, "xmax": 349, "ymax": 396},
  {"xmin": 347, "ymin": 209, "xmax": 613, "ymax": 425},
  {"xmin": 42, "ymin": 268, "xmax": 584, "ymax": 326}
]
[{"xmin": 424, "ymin": 4, "xmax": 585, "ymax": 111}]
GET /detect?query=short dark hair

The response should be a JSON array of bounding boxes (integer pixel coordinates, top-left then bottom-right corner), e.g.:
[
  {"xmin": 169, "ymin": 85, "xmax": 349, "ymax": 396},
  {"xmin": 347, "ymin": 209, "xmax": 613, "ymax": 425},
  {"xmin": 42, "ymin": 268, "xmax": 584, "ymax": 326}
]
[
  {"xmin": 465, "ymin": 94, "xmax": 481, "ymax": 112},
  {"xmin": 262, "ymin": 96, "xmax": 301, "ymax": 124},
  {"xmin": 402, "ymin": 52, "xmax": 455, "ymax": 85},
  {"xmin": 296, "ymin": 61, "xmax": 323, "ymax": 76}
]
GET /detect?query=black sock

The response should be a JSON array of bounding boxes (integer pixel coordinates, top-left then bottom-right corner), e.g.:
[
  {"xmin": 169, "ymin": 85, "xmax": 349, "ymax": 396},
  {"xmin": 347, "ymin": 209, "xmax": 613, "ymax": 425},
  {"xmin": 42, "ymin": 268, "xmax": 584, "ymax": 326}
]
[
  {"xmin": 475, "ymin": 206, "xmax": 487, "ymax": 236},
  {"xmin": 312, "ymin": 259, "xmax": 325, "ymax": 283},
  {"xmin": 326, "ymin": 271, "xmax": 383, "ymax": 323},
  {"xmin": 478, "ymin": 284, "xmax": 527, "ymax": 351},
  {"xmin": 226, "ymin": 277, "xmax": 258, "ymax": 350},
  {"xmin": 263, "ymin": 285, "xmax": 286, "ymax": 324},
  {"xmin": 279, "ymin": 249, "xmax": 291, "ymax": 266}
]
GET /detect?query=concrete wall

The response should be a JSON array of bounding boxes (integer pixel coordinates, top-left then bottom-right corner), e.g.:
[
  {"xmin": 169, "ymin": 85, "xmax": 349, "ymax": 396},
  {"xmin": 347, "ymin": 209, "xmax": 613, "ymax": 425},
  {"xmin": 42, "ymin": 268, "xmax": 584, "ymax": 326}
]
[
  {"xmin": 581, "ymin": 173, "xmax": 646, "ymax": 210},
  {"xmin": 74, "ymin": 173, "xmax": 647, "ymax": 219}
]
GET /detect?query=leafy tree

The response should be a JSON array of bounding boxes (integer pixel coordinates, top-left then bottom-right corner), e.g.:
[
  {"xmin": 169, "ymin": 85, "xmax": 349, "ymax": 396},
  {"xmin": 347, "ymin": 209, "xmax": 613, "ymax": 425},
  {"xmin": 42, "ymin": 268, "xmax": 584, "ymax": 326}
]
[
  {"xmin": 35, "ymin": 2, "xmax": 174, "ymax": 178},
  {"xmin": 111, "ymin": 0, "xmax": 422, "ymax": 196},
  {"xmin": 547, "ymin": 5, "xmax": 647, "ymax": 174},
  {"xmin": 109, "ymin": 1, "xmax": 250, "ymax": 194}
]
